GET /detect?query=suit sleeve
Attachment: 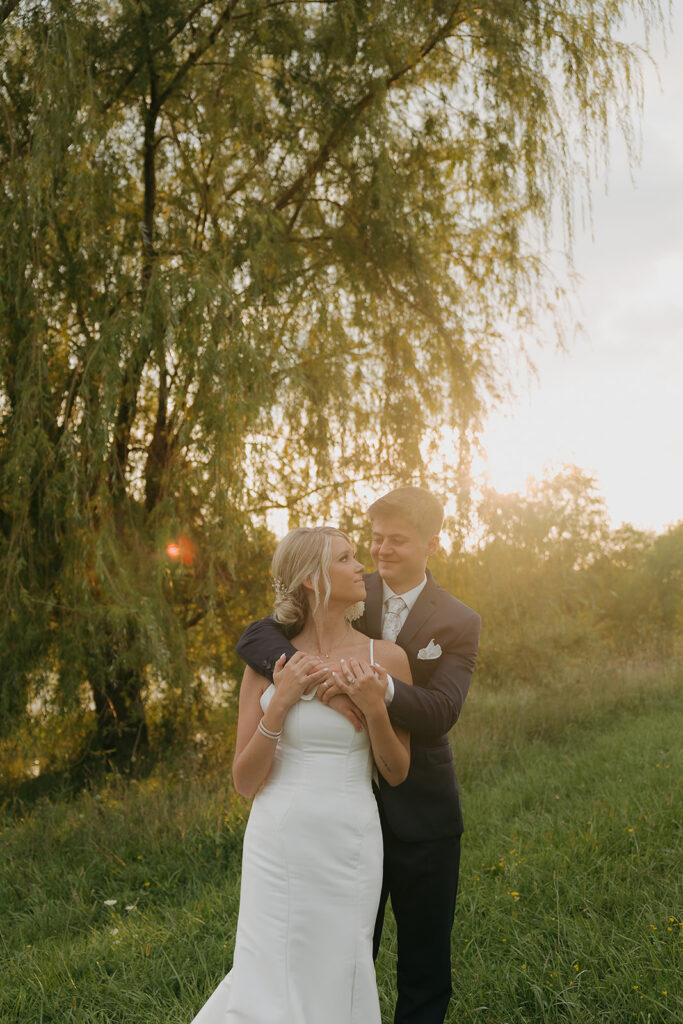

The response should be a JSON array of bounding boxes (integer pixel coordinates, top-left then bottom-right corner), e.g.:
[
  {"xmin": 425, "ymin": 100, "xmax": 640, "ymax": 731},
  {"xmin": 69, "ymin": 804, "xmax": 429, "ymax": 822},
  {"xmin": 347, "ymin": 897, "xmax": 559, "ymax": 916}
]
[
  {"xmin": 236, "ymin": 616, "xmax": 298, "ymax": 682},
  {"xmin": 388, "ymin": 612, "xmax": 481, "ymax": 738}
]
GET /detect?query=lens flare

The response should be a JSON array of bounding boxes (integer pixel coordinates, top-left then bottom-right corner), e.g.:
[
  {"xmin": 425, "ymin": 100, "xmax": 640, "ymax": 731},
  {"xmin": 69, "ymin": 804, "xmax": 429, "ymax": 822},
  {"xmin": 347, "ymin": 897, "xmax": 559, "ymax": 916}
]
[{"xmin": 166, "ymin": 535, "xmax": 196, "ymax": 565}]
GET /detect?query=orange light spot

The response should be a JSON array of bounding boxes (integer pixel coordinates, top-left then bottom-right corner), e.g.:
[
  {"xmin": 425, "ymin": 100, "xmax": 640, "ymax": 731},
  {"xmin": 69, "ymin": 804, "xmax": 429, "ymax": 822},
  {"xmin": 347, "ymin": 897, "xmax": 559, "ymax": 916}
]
[{"xmin": 166, "ymin": 534, "xmax": 196, "ymax": 565}]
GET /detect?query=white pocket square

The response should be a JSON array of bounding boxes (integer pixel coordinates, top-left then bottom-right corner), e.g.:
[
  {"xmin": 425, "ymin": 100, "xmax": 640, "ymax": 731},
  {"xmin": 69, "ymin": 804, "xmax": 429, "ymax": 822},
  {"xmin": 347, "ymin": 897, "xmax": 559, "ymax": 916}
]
[{"xmin": 417, "ymin": 639, "xmax": 442, "ymax": 660}]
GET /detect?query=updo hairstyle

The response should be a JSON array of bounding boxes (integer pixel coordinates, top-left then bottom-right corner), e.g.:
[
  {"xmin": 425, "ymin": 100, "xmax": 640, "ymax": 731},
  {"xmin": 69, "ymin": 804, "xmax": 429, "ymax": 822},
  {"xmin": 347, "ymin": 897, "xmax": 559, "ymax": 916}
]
[{"xmin": 272, "ymin": 526, "xmax": 351, "ymax": 630}]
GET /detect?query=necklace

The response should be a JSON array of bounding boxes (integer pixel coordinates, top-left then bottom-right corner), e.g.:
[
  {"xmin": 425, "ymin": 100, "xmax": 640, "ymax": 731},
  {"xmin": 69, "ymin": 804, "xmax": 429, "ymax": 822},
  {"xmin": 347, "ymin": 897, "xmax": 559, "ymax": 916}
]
[{"xmin": 316, "ymin": 625, "xmax": 354, "ymax": 659}]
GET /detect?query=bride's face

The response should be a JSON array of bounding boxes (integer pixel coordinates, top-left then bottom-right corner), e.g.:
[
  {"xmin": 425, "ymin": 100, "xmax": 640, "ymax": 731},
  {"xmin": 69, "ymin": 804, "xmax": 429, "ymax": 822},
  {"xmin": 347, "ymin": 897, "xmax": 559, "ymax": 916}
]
[{"xmin": 327, "ymin": 536, "xmax": 366, "ymax": 605}]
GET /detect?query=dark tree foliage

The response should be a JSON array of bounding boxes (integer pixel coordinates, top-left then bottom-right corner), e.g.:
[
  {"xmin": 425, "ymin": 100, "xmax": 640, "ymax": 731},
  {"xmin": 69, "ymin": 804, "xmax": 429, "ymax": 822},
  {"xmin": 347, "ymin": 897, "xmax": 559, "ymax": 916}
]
[{"xmin": 0, "ymin": 0, "xmax": 663, "ymax": 760}]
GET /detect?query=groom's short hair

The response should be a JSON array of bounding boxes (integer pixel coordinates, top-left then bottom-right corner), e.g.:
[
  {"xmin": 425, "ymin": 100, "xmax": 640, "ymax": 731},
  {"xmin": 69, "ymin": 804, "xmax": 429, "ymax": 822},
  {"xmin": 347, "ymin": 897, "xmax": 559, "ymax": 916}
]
[{"xmin": 367, "ymin": 486, "xmax": 444, "ymax": 540}]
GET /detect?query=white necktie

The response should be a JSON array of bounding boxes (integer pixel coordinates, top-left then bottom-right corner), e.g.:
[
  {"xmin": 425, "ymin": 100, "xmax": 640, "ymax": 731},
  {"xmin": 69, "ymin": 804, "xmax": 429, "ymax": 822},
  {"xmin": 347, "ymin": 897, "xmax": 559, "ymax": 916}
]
[{"xmin": 383, "ymin": 595, "xmax": 407, "ymax": 642}]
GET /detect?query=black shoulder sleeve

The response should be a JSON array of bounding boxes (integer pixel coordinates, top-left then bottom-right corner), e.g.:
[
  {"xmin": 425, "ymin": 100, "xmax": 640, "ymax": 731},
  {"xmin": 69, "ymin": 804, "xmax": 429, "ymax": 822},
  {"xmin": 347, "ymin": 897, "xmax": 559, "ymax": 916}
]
[{"xmin": 236, "ymin": 616, "xmax": 298, "ymax": 682}]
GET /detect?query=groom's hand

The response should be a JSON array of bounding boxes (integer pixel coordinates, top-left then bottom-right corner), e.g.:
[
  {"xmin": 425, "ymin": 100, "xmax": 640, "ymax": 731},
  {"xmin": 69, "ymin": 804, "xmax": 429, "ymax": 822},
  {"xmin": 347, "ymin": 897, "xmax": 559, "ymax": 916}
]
[
  {"xmin": 313, "ymin": 661, "xmax": 364, "ymax": 731},
  {"xmin": 326, "ymin": 694, "xmax": 366, "ymax": 732},
  {"xmin": 315, "ymin": 669, "xmax": 365, "ymax": 731}
]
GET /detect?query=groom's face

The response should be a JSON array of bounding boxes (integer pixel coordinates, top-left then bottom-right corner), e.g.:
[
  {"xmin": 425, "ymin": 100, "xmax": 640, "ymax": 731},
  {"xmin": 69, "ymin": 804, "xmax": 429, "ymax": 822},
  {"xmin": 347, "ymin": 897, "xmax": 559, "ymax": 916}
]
[{"xmin": 370, "ymin": 513, "xmax": 439, "ymax": 594}]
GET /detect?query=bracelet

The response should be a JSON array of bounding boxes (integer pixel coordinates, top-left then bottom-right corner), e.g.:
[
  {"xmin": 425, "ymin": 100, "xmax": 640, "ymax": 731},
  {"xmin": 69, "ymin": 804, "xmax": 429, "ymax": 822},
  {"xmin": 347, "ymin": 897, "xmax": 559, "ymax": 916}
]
[{"xmin": 257, "ymin": 719, "xmax": 282, "ymax": 741}]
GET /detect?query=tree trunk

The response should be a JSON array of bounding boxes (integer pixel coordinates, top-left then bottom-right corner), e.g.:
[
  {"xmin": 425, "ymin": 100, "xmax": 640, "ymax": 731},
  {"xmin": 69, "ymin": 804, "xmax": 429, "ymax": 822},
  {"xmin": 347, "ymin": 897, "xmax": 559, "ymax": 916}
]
[{"xmin": 87, "ymin": 627, "xmax": 149, "ymax": 768}]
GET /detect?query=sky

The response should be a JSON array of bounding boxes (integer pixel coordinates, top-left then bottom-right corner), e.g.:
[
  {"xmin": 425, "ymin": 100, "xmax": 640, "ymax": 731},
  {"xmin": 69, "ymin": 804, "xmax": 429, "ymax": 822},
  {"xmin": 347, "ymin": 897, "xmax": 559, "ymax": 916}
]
[{"xmin": 472, "ymin": 5, "xmax": 683, "ymax": 534}]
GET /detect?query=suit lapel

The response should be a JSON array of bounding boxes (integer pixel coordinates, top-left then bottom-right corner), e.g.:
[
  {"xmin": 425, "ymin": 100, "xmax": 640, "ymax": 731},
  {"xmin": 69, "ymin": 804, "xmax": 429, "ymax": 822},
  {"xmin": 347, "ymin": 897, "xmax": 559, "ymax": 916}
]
[
  {"xmin": 363, "ymin": 572, "xmax": 383, "ymax": 639},
  {"xmin": 396, "ymin": 572, "xmax": 438, "ymax": 648}
]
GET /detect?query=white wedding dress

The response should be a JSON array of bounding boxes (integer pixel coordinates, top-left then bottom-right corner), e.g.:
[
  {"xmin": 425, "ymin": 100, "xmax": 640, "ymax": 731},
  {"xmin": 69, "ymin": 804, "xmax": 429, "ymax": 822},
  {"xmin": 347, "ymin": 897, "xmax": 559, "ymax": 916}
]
[{"xmin": 190, "ymin": 651, "xmax": 383, "ymax": 1024}]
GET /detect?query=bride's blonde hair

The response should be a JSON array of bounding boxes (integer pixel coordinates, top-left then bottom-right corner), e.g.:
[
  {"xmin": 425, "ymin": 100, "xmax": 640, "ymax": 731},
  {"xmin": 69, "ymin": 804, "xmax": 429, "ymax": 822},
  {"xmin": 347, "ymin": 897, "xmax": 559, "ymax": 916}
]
[{"xmin": 272, "ymin": 526, "xmax": 352, "ymax": 630}]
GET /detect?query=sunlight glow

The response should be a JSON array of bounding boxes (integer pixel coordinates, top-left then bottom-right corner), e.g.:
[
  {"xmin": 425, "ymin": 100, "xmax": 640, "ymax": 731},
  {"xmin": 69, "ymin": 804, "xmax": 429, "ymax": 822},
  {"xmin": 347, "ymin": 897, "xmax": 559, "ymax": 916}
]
[{"xmin": 166, "ymin": 535, "xmax": 196, "ymax": 566}]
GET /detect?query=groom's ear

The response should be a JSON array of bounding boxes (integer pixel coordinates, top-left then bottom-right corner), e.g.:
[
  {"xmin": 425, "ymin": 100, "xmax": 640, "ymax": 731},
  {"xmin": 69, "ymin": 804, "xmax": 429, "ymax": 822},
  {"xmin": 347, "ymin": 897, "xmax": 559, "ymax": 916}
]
[{"xmin": 426, "ymin": 534, "xmax": 440, "ymax": 558}]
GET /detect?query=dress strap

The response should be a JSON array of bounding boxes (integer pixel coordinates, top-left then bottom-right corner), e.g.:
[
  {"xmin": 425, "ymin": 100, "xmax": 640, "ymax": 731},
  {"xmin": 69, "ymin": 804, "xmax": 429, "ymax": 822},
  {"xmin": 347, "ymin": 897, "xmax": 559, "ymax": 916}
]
[{"xmin": 369, "ymin": 638, "xmax": 374, "ymax": 665}]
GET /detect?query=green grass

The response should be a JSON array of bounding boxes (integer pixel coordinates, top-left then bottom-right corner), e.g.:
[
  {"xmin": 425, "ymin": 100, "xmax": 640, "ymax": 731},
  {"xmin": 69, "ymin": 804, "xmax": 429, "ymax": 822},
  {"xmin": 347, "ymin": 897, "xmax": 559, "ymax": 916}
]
[
  {"xmin": 1, "ymin": 664, "xmax": 681, "ymax": 1024},
  {"xmin": 452, "ymin": 704, "xmax": 680, "ymax": 1022}
]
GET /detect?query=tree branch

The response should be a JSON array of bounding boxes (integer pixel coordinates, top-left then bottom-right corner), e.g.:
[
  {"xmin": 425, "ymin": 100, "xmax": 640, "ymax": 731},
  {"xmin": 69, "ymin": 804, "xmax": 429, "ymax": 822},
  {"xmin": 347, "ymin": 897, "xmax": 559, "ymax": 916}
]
[
  {"xmin": 244, "ymin": 474, "xmax": 376, "ymax": 517},
  {"xmin": 273, "ymin": 4, "xmax": 471, "ymax": 212},
  {"xmin": 111, "ymin": 4, "xmax": 161, "ymax": 492},
  {"xmin": 0, "ymin": 0, "xmax": 21, "ymax": 27},
  {"xmin": 51, "ymin": 223, "xmax": 98, "ymax": 438},
  {"xmin": 156, "ymin": 0, "xmax": 241, "ymax": 109},
  {"xmin": 145, "ymin": 367, "xmax": 170, "ymax": 512},
  {"xmin": 102, "ymin": 0, "xmax": 216, "ymax": 111}
]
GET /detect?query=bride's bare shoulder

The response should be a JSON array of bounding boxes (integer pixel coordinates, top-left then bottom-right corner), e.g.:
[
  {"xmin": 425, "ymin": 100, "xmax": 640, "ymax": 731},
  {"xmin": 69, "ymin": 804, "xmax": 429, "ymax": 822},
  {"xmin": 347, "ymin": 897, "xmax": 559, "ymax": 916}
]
[{"xmin": 372, "ymin": 639, "xmax": 412, "ymax": 684}]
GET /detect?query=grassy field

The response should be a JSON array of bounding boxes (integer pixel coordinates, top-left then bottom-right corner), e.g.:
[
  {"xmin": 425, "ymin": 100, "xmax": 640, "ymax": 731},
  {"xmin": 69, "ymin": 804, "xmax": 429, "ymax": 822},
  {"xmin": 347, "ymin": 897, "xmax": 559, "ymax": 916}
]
[{"xmin": 1, "ymin": 660, "xmax": 681, "ymax": 1024}]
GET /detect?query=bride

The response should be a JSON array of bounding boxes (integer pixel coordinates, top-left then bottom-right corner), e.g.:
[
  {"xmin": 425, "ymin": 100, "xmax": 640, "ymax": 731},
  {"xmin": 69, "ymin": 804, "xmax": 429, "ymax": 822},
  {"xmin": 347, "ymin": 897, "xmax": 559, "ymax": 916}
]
[{"xmin": 191, "ymin": 526, "xmax": 412, "ymax": 1024}]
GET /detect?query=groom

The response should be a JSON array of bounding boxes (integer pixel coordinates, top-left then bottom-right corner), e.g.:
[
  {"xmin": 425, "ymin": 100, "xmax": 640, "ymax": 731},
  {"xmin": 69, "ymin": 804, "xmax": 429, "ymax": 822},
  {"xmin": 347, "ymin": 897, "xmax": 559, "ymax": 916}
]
[{"xmin": 236, "ymin": 486, "xmax": 481, "ymax": 1024}]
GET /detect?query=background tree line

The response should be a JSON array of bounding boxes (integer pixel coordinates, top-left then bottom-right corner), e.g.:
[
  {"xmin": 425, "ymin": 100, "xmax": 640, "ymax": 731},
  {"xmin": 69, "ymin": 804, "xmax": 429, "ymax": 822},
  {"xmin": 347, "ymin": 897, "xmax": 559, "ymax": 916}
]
[
  {"xmin": 2, "ymin": 462, "xmax": 681, "ymax": 789},
  {"xmin": 0, "ymin": 0, "xmax": 668, "ymax": 771},
  {"xmin": 436, "ymin": 467, "xmax": 682, "ymax": 689}
]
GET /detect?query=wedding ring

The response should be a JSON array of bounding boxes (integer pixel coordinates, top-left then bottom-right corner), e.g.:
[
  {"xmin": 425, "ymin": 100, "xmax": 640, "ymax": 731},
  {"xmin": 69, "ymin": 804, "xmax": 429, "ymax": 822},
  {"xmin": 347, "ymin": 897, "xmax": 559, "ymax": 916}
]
[{"xmin": 322, "ymin": 681, "xmax": 329, "ymax": 689}]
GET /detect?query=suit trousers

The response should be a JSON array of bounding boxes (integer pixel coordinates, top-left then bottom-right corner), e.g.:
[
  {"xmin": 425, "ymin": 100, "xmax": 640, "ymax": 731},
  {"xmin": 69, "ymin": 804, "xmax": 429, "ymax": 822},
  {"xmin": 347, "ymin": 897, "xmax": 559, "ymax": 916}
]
[{"xmin": 373, "ymin": 812, "xmax": 461, "ymax": 1024}]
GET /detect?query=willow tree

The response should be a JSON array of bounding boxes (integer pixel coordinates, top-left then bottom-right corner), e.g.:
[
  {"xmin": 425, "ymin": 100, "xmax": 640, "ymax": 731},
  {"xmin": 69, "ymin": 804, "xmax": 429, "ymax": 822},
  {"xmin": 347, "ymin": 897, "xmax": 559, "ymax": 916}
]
[{"xmin": 0, "ymin": 0, "xmax": 662, "ymax": 761}]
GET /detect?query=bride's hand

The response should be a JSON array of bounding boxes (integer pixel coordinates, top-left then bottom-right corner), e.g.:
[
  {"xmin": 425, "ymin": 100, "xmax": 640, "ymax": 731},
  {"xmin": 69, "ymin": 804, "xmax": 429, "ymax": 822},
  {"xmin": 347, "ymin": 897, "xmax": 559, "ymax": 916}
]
[
  {"xmin": 271, "ymin": 652, "xmax": 330, "ymax": 712},
  {"xmin": 332, "ymin": 658, "xmax": 386, "ymax": 717}
]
